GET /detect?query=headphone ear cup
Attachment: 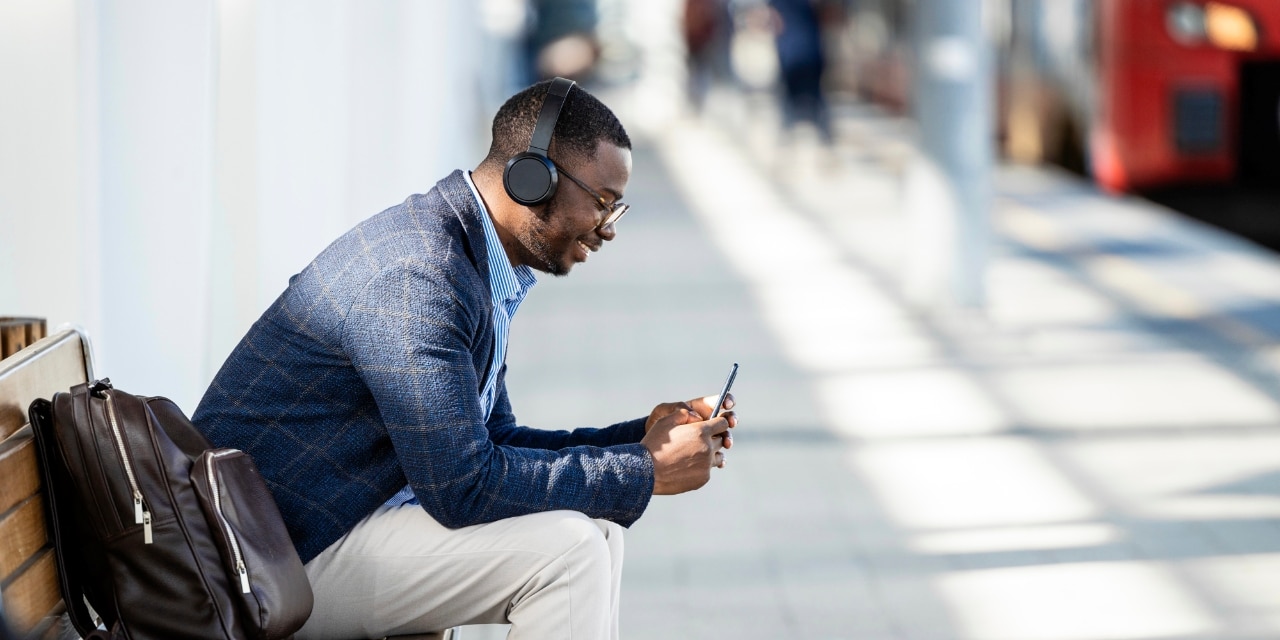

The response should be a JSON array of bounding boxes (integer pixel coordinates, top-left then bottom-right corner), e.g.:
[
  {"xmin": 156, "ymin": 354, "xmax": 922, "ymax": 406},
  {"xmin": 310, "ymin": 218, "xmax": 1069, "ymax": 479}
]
[{"xmin": 504, "ymin": 153, "xmax": 559, "ymax": 206}]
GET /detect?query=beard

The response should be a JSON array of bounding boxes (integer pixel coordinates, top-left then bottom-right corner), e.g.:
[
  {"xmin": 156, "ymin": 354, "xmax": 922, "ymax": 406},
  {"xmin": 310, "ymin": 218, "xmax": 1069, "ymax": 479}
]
[{"xmin": 525, "ymin": 201, "xmax": 571, "ymax": 276}]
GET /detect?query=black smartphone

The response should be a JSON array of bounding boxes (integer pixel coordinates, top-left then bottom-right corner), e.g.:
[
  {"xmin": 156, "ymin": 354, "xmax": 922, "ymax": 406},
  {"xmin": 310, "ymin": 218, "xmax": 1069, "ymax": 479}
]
[{"xmin": 711, "ymin": 363, "xmax": 739, "ymax": 419}]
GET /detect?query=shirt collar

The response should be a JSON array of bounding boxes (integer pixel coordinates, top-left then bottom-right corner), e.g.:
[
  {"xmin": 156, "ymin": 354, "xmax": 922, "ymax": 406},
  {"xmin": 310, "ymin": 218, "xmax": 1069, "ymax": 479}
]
[{"xmin": 464, "ymin": 171, "xmax": 536, "ymax": 303}]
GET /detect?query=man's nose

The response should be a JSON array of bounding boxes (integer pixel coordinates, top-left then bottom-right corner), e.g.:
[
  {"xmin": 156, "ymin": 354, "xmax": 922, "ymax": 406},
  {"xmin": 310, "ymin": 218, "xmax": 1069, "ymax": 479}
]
[{"xmin": 595, "ymin": 220, "xmax": 617, "ymax": 241}]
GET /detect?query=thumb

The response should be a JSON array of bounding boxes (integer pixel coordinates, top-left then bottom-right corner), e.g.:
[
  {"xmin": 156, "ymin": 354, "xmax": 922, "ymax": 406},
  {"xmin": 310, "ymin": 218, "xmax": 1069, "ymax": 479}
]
[
  {"xmin": 700, "ymin": 416, "xmax": 731, "ymax": 438},
  {"xmin": 647, "ymin": 401, "xmax": 694, "ymax": 430},
  {"xmin": 656, "ymin": 407, "xmax": 701, "ymax": 431}
]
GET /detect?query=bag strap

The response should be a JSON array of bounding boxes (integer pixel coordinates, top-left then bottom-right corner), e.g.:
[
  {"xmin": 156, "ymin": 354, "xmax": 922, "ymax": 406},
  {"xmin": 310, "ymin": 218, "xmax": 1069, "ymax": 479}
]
[{"xmin": 28, "ymin": 398, "xmax": 103, "ymax": 638}]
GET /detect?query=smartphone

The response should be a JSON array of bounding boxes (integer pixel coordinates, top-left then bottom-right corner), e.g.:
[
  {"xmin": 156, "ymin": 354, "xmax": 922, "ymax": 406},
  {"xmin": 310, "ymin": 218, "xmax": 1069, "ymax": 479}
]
[{"xmin": 711, "ymin": 363, "xmax": 739, "ymax": 419}]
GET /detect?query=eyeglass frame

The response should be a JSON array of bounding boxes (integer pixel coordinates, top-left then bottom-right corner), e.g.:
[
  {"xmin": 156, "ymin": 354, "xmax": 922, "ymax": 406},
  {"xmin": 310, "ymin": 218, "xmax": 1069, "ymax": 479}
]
[{"xmin": 550, "ymin": 160, "xmax": 630, "ymax": 229}]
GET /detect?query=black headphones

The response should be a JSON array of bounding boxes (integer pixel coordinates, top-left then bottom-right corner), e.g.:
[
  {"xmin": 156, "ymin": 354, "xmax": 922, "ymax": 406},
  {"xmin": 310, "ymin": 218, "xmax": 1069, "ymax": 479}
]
[{"xmin": 503, "ymin": 77, "xmax": 576, "ymax": 206}]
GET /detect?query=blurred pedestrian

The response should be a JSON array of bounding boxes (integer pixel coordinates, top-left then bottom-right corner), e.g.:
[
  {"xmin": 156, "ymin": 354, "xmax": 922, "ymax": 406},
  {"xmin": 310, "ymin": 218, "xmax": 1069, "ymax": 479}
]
[
  {"xmin": 524, "ymin": 0, "xmax": 600, "ymax": 81},
  {"xmin": 683, "ymin": 0, "xmax": 735, "ymax": 112},
  {"xmin": 768, "ymin": 0, "xmax": 834, "ymax": 145}
]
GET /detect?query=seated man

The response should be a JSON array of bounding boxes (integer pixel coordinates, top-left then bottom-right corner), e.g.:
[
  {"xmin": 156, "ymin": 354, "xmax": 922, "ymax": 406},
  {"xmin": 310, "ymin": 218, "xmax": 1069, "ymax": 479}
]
[{"xmin": 193, "ymin": 78, "xmax": 737, "ymax": 639}]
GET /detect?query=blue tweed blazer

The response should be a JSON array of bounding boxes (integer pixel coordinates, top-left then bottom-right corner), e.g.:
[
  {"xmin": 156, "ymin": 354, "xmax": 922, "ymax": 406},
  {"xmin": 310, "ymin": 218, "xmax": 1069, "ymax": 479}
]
[{"xmin": 193, "ymin": 170, "xmax": 655, "ymax": 563}]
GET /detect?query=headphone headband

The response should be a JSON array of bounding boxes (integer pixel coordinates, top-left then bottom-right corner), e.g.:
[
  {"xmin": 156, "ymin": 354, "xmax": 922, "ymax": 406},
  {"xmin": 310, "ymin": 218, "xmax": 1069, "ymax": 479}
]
[
  {"xmin": 503, "ymin": 77, "xmax": 577, "ymax": 206},
  {"xmin": 528, "ymin": 77, "xmax": 575, "ymax": 156}
]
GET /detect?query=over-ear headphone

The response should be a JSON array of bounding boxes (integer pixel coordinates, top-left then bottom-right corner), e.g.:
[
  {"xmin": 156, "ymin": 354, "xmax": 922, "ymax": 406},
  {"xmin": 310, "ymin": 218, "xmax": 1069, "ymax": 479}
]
[{"xmin": 503, "ymin": 77, "xmax": 576, "ymax": 206}]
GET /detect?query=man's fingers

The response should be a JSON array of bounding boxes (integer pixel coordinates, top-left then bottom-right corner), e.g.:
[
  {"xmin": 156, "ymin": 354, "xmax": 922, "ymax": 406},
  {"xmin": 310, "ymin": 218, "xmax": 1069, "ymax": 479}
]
[
  {"xmin": 690, "ymin": 395, "xmax": 715, "ymax": 419},
  {"xmin": 712, "ymin": 415, "xmax": 734, "ymax": 449},
  {"xmin": 715, "ymin": 411, "xmax": 736, "ymax": 432},
  {"xmin": 657, "ymin": 408, "xmax": 694, "ymax": 428},
  {"xmin": 722, "ymin": 410, "xmax": 737, "ymax": 429},
  {"xmin": 713, "ymin": 450, "xmax": 726, "ymax": 469},
  {"xmin": 691, "ymin": 393, "xmax": 735, "ymax": 419},
  {"xmin": 647, "ymin": 401, "xmax": 695, "ymax": 429},
  {"xmin": 699, "ymin": 415, "xmax": 731, "ymax": 438},
  {"xmin": 721, "ymin": 393, "xmax": 735, "ymax": 412}
]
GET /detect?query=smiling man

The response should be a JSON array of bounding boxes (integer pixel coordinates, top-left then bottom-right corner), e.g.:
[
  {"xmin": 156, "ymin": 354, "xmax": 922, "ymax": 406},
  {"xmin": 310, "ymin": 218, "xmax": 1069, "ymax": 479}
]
[{"xmin": 192, "ymin": 79, "xmax": 737, "ymax": 639}]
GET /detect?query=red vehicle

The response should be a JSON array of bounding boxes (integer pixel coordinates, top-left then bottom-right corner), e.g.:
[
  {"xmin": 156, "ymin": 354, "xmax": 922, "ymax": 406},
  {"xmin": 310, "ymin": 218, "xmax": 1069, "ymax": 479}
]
[
  {"xmin": 846, "ymin": 0, "xmax": 1280, "ymax": 192},
  {"xmin": 1093, "ymin": 0, "xmax": 1280, "ymax": 191}
]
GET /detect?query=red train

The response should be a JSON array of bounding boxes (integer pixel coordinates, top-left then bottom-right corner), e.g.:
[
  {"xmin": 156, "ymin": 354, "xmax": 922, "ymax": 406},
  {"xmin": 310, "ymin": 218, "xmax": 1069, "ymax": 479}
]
[{"xmin": 845, "ymin": 0, "xmax": 1280, "ymax": 192}]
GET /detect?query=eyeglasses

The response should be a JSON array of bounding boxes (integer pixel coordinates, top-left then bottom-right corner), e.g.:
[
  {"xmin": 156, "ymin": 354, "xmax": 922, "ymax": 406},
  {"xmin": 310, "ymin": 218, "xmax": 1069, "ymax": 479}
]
[{"xmin": 551, "ymin": 160, "xmax": 630, "ymax": 229}]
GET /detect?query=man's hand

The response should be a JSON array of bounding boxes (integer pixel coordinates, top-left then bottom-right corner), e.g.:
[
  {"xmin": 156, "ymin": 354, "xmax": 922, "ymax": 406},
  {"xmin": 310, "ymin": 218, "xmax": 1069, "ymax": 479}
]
[
  {"xmin": 641, "ymin": 405, "xmax": 736, "ymax": 495},
  {"xmin": 645, "ymin": 394, "xmax": 737, "ymax": 446}
]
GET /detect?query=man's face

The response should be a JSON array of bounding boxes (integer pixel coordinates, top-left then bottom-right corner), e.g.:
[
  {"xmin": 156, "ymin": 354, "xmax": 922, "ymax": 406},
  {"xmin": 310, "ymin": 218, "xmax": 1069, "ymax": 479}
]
[{"xmin": 518, "ymin": 139, "xmax": 632, "ymax": 276}]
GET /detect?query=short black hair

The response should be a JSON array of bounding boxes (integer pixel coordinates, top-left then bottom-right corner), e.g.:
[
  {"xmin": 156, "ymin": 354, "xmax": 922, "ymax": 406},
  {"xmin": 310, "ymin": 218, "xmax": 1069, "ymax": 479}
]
[{"xmin": 482, "ymin": 80, "xmax": 631, "ymax": 170}]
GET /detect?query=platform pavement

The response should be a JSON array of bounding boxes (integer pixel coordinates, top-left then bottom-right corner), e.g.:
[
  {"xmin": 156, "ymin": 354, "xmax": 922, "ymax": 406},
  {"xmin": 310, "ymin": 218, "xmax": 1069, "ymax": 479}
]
[{"xmin": 471, "ymin": 94, "xmax": 1280, "ymax": 639}]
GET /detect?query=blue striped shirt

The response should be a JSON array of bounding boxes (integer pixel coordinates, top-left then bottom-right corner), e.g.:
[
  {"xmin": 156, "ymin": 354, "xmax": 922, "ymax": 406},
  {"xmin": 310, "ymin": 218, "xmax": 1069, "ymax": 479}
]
[{"xmin": 386, "ymin": 171, "xmax": 537, "ymax": 507}]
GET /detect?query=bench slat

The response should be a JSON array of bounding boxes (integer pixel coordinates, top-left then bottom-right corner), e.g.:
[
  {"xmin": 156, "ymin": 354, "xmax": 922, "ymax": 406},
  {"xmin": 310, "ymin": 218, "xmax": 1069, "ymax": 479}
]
[
  {"xmin": 0, "ymin": 329, "xmax": 85, "ymax": 441},
  {"xmin": 0, "ymin": 495, "xmax": 48, "ymax": 583},
  {"xmin": 0, "ymin": 431, "xmax": 41, "ymax": 519},
  {"xmin": 1, "ymin": 549, "xmax": 61, "ymax": 633}
]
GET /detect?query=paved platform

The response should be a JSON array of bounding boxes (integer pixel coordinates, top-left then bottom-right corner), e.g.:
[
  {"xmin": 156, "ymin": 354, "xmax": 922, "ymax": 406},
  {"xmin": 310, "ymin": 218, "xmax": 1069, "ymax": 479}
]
[{"xmin": 483, "ymin": 93, "xmax": 1280, "ymax": 639}]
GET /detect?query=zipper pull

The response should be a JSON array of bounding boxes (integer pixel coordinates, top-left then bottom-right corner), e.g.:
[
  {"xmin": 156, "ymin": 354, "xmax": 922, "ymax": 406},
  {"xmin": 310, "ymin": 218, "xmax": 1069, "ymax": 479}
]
[
  {"xmin": 237, "ymin": 561, "xmax": 250, "ymax": 594},
  {"xmin": 133, "ymin": 492, "xmax": 144, "ymax": 524},
  {"xmin": 90, "ymin": 378, "xmax": 113, "ymax": 397},
  {"xmin": 142, "ymin": 511, "xmax": 153, "ymax": 545}
]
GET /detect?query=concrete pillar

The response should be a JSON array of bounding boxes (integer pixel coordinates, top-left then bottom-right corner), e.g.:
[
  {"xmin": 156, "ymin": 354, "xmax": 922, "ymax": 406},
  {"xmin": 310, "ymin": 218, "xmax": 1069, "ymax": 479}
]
[{"xmin": 904, "ymin": 0, "xmax": 994, "ymax": 310}]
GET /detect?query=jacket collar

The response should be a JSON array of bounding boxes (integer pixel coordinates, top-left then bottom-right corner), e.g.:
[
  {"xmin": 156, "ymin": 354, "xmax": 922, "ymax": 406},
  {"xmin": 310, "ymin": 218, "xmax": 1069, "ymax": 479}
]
[{"xmin": 436, "ymin": 169, "xmax": 493, "ymax": 285}]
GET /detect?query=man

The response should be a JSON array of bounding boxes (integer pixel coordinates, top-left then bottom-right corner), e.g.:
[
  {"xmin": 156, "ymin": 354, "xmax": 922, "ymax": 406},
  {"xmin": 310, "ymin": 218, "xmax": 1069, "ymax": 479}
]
[{"xmin": 193, "ymin": 79, "xmax": 737, "ymax": 639}]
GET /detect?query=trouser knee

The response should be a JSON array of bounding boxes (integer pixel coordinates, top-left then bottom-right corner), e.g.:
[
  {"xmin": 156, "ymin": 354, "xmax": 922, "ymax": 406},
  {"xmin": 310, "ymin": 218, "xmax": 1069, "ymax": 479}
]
[
  {"xmin": 596, "ymin": 519, "xmax": 624, "ymax": 563},
  {"xmin": 554, "ymin": 512, "xmax": 613, "ymax": 567}
]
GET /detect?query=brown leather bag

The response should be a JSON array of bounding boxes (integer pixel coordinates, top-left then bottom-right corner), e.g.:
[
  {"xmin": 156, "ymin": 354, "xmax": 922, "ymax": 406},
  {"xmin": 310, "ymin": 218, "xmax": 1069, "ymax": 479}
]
[{"xmin": 29, "ymin": 379, "xmax": 313, "ymax": 639}]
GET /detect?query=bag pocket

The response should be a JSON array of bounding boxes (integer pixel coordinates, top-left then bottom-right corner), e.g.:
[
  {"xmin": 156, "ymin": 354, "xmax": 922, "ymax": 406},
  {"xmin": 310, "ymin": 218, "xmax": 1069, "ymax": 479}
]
[{"xmin": 191, "ymin": 449, "xmax": 314, "ymax": 639}]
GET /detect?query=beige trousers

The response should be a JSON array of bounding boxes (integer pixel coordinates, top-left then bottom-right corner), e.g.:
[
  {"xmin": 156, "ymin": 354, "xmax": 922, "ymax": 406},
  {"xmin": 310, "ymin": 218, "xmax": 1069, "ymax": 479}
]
[{"xmin": 297, "ymin": 505, "xmax": 625, "ymax": 640}]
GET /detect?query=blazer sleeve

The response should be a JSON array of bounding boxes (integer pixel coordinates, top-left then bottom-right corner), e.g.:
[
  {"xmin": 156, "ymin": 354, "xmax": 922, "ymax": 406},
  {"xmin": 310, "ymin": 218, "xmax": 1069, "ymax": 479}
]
[
  {"xmin": 485, "ymin": 366, "xmax": 649, "ymax": 449},
  {"xmin": 343, "ymin": 259, "xmax": 654, "ymax": 528}
]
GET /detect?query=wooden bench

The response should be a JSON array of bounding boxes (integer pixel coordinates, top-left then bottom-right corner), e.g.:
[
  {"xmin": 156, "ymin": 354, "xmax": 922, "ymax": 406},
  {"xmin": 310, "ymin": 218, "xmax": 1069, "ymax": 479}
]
[{"xmin": 0, "ymin": 326, "xmax": 93, "ymax": 639}]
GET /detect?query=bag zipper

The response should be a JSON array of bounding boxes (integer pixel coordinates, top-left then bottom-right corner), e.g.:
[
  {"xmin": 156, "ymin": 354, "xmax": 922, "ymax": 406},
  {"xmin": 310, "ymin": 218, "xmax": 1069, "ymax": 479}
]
[
  {"xmin": 207, "ymin": 450, "xmax": 251, "ymax": 594},
  {"xmin": 103, "ymin": 392, "xmax": 153, "ymax": 544}
]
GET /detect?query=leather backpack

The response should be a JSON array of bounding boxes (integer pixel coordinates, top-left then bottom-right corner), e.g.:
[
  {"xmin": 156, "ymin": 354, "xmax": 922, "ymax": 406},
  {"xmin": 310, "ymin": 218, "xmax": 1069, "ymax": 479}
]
[{"xmin": 28, "ymin": 379, "xmax": 313, "ymax": 639}]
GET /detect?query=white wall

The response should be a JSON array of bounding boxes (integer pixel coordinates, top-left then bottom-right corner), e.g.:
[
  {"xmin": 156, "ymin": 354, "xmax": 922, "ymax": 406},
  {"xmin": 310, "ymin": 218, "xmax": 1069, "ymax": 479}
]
[
  {"xmin": 0, "ymin": 1, "xmax": 90, "ymax": 343},
  {"xmin": 1, "ymin": 0, "xmax": 511, "ymax": 410}
]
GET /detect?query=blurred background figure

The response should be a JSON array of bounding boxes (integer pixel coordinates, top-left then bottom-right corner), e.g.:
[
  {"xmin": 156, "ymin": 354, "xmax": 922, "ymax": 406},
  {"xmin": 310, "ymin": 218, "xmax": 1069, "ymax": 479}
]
[
  {"xmin": 524, "ymin": 0, "xmax": 601, "ymax": 81},
  {"xmin": 682, "ymin": 0, "xmax": 734, "ymax": 112},
  {"xmin": 766, "ymin": 0, "xmax": 835, "ymax": 146}
]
